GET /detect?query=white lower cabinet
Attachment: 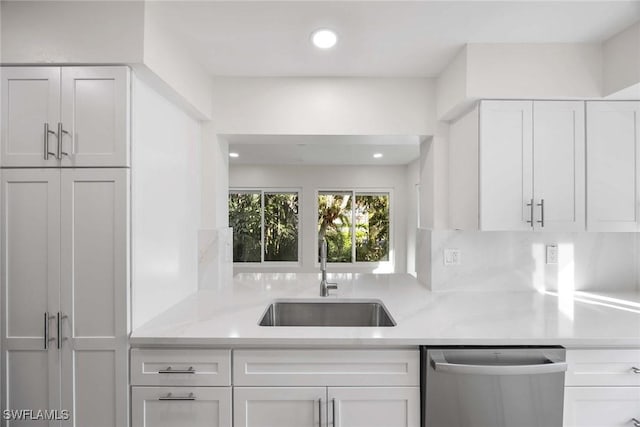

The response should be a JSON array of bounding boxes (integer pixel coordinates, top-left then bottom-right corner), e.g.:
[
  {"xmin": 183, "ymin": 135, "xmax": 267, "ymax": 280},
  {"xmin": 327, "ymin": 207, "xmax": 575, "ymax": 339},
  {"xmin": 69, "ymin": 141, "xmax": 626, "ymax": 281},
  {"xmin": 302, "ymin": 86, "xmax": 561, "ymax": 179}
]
[
  {"xmin": 233, "ymin": 386, "xmax": 419, "ymax": 427},
  {"xmin": 132, "ymin": 387, "xmax": 231, "ymax": 427},
  {"xmin": 233, "ymin": 387, "xmax": 325, "ymax": 427},
  {"xmin": 564, "ymin": 349, "xmax": 640, "ymax": 427},
  {"xmin": 329, "ymin": 387, "xmax": 420, "ymax": 427},
  {"xmin": 563, "ymin": 387, "xmax": 640, "ymax": 427}
]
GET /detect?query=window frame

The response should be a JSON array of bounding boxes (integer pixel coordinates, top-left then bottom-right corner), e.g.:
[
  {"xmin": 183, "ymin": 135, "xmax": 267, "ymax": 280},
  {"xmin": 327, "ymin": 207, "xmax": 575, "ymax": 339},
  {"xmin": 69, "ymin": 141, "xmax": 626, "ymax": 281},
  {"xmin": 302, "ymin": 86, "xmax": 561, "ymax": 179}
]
[
  {"xmin": 315, "ymin": 188, "xmax": 393, "ymax": 267},
  {"xmin": 229, "ymin": 188, "xmax": 302, "ymax": 265}
]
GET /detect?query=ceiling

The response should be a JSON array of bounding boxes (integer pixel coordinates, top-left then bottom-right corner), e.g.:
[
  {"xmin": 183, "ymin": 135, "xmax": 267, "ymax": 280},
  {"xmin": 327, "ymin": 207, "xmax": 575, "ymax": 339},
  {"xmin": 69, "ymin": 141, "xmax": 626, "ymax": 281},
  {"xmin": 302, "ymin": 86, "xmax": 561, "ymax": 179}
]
[
  {"xmin": 149, "ymin": 1, "xmax": 640, "ymax": 77},
  {"xmin": 226, "ymin": 135, "xmax": 421, "ymax": 165}
]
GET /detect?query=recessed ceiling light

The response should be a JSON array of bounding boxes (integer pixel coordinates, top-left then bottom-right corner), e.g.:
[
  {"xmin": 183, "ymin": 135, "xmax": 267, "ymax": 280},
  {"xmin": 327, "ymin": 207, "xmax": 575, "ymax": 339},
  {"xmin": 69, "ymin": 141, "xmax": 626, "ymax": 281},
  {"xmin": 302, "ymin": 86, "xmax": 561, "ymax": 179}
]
[
  {"xmin": 373, "ymin": 153, "xmax": 383, "ymax": 159},
  {"xmin": 229, "ymin": 152, "xmax": 239, "ymax": 158},
  {"xmin": 311, "ymin": 29, "xmax": 338, "ymax": 49}
]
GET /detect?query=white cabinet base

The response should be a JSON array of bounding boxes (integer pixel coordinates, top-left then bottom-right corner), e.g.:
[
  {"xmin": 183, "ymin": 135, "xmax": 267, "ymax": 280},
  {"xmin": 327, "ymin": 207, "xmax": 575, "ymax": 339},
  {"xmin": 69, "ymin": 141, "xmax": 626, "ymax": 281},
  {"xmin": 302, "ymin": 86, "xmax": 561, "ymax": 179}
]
[
  {"xmin": 564, "ymin": 387, "xmax": 640, "ymax": 427},
  {"xmin": 132, "ymin": 387, "xmax": 231, "ymax": 427}
]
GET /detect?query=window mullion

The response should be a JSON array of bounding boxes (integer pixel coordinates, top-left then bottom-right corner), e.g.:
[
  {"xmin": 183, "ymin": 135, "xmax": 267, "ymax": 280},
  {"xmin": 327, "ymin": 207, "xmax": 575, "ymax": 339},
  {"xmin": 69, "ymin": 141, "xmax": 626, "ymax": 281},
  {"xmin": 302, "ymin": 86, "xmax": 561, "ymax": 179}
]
[
  {"xmin": 351, "ymin": 190, "xmax": 356, "ymax": 264},
  {"xmin": 261, "ymin": 190, "xmax": 265, "ymax": 263}
]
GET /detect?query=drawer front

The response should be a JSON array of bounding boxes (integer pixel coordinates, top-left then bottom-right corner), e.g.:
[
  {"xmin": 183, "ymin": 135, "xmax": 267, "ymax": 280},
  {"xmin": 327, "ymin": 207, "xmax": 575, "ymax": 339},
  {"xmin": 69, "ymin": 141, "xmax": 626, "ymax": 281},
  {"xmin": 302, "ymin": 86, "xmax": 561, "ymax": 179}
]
[
  {"xmin": 131, "ymin": 349, "xmax": 231, "ymax": 386},
  {"xmin": 132, "ymin": 386, "xmax": 231, "ymax": 427},
  {"xmin": 233, "ymin": 349, "xmax": 419, "ymax": 386},
  {"xmin": 563, "ymin": 387, "xmax": 640, "ymax": 427},
  {"xmin": 566, "ymin": 349, "xmax": 640, "ymax": 386}
]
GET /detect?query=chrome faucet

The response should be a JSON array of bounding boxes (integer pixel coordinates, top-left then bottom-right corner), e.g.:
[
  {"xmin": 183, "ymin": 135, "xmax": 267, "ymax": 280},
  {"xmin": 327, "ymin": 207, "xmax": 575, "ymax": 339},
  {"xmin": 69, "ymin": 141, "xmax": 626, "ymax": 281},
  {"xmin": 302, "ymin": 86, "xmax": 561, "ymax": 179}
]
[{"xmin": 319, "ymin": 239, "xmax": 338, "ymax": 297}]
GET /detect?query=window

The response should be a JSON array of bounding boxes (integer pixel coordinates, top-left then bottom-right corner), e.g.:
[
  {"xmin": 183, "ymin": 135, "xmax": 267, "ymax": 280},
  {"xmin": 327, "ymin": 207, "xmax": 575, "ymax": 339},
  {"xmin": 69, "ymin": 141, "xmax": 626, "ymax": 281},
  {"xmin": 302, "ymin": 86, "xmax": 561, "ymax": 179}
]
[
  {"xmin": 229, "ymin": 190, "xmax": 299, "ymax": 263},
  {"xmin": 318, "ymin": 191, "xmax": 390, "ymax": 263}
]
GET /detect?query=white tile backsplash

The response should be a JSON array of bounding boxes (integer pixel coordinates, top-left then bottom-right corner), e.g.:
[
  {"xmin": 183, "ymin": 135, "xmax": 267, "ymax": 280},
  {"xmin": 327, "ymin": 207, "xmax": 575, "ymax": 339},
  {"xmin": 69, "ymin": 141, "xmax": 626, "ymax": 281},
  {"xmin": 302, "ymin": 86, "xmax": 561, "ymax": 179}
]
[
  {"xmin": 424, "ymin": 230, "xmax": 639, "ymax": 292},
  {"xmin": 198, "ymin": 227, "xmax": 233, "ymax": 289}
]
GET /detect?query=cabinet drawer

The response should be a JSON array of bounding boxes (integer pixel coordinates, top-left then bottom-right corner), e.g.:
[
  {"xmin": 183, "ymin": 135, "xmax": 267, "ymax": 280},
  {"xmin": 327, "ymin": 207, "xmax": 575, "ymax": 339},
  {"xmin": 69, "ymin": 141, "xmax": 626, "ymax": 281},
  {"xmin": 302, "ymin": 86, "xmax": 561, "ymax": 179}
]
[
  {"xmin": 233, "ymin": 349, "xmax": 419, "ymax": 386},
  {"xmin": 131, "ymin": 349, "xmax": 231, "ymax": 386},
  {"xmin": 563, "ymin": 387, "xmax": 640, "ymax": 427},
  {"xmin": 132, "ymin": 386, "xmax": 231, "ymax": 427},
  {"xmin": 566, "ymin": 349, "xmax": 640, "ymax": 386}
]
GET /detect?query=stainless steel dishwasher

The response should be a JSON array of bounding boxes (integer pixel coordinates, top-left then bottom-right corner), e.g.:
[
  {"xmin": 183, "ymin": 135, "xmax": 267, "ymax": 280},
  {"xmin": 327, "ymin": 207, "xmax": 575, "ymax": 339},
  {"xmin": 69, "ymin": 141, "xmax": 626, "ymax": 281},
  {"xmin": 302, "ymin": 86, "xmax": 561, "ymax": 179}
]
[{"xmin": 421, "ymin": 347, "xmax": 567, "ymax": 427}]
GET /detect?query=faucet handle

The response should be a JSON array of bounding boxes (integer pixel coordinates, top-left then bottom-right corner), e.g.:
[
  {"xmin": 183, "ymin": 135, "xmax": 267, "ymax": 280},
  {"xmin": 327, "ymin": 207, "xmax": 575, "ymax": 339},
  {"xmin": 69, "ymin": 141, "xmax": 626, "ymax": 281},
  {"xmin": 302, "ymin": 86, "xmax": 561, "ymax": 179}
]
[{"xmin": 327, "ymin": 283, "xmax": 338, "ymax": 291}]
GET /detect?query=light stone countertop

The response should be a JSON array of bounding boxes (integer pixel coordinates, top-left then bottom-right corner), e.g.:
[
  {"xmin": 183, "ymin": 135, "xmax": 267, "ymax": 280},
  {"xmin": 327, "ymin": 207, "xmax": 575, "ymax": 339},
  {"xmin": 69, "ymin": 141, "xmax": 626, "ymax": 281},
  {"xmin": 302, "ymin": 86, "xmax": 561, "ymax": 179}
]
[{"xmin": 130, "ymin": 273, "xmax": 640, "ymax": 348}]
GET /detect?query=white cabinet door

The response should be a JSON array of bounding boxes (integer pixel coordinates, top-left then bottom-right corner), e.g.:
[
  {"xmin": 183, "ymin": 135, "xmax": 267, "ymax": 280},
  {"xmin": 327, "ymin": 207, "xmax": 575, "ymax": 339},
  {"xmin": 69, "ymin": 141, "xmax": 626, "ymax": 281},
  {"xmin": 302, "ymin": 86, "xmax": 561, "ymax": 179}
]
[
  {"xmin": 60, "ymin": 67, "xmax": 130, "ymax": 167},
  {"xmin": 587, "ymin": 101, "xmax": 640, "ymax": 232},
  {"xmin": 479, "ymin": 100, "xmax": 534, "ymax": 231},
  {"xmin": 59, "ymin": 169, "xmax": 129, "ymax": 427},
  {"xmin": 1, "ymin": 169, "xmax": 62, "ymax": 426},
  {"xmin": 533, "ymin": 101, "xmax": 585, "ymax": 232},
  {"xmin": 1, "ymin": 67, "xmax": 61, "ymax": 167},
  {"xmin": 563, "ymin": 387, "xmax": 640, "ymax": 427},
  {"xmin": 234, "ymin": 387, "xmax": 326, "ymax": 427},
  {"xmin": 328, "ymin": 387, "xmax": 420, "ymax": 427},
  {"xmin": 132, "ymin": 387, "xmax": 231, "ymax": 427}
]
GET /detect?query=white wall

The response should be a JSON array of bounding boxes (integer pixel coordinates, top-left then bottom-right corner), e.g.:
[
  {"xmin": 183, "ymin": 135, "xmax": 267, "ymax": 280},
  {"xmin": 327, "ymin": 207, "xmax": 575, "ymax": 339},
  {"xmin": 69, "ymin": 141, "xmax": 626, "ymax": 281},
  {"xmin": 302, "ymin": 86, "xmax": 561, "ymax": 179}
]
[
  {"xmin": 405, "ymin": 159, "xmax": 421, "ymax": 276},
  {"xmin": 131, "ymin": 76, "xmax": 202, "ymax": 328},
  {"xmin": 201, "ymin": 126, "xmax": 229, "ymax": 230},
  {"xmin": 229, "ymin": 164, "xmax": 411, "ymax": 274},
  {"xmin": 603, "ymin": 22, "xmax": 640, "ymax": 97},
  {"xmin": 437, "ymin": 43, "xmax": 603, "ymax": 120},
  {"xmin": 142, "ymin": 2, "xmax": 213, "ymax": 119},
  {"xmin": 0, "ymin": 1, "xmax": 144, "ymax": 64},
  {"xmin": 211, "ymin": 77, "xmax": 436, "ymax": 135},
  {"xmin": 425, "ymin": 230, "xmax": 639, "ymax": 293}
]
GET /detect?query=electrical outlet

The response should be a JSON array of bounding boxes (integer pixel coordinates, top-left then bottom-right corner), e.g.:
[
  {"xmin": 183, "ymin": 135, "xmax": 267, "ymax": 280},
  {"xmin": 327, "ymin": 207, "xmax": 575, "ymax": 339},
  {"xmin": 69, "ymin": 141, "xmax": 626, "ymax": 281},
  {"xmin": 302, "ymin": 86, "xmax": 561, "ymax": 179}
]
[
  {"xmin": 546, "ymin": 245, "xmax": 558, "ymax": 265},
  {"xmin": 444, "ymin": 249, "xmax": 461, "ymax": 266}
]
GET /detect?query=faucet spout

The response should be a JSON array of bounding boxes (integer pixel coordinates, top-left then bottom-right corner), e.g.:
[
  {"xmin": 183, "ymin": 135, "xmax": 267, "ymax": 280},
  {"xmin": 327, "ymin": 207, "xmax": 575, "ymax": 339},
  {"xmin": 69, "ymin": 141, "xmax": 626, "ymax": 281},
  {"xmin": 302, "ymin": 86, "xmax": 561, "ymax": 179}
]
[{"xmin": 319, "ymin": 238, "xmax": 338, "ymax": 297}]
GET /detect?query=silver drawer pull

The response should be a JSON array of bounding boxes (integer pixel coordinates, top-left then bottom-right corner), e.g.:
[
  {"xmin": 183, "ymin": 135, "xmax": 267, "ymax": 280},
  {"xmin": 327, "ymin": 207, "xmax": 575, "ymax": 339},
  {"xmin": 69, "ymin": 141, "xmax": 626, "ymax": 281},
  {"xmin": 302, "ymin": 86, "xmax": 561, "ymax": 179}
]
[
  {"xmin": 631, "ymin": 367, "xmax": 640, "ymax": 374},
  {"xmin": 631, "ymin": 418, "xmax": 640, "ymax": 427},
  {"xmin": 158, "ymin": 366, "xmax": 195, "ymax": 374},
  {"xmin": 158, "ymin": 392, "xmax": 195, "ymax": 401}
]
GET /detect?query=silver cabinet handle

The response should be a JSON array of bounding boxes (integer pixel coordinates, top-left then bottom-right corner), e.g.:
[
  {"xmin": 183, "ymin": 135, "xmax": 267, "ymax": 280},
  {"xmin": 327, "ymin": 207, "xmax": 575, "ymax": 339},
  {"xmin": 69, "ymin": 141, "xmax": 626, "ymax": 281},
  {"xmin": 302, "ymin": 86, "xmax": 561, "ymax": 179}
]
[
  {"xmin": 318, "ymin": 398, "xmax": 322, "ymax": 427},
  {"xmin": 430, "ymin": 351, "xmax": 567, "ymax": 375},
  {"xmin": 631, "ymin": 367, "xmax": 640, "ymax": 374},
  {"xmin": 632, "ymin": 418, "xmax": 640, "ymax": 427},
  {"xmin": 43, "ymin": 312, "xmax": 55, "ymax": 349},
  {"xmin": 537, "ymin": 199, "xmax": 545, "ymax": 228},
  {"xmin": 43, "ymin": 312, "xmax": 48, "ymax": 349},
  {"xmin": 56, "ymin": 312, "xmax": 67, "ymax": 349},
  {"xmin": 158, "ymin": 366, "xmax": 195, "ymax": 374},
  {"xmin": 332, "ymin": 398, "xmax": 337, "ymax": 427},
  {"xmin": 56, "ymin": 123, "xmax": 69, "ymax": 160},
  {"xmin": 526, "ymin": 199, "xmax": 534, "ymax": 227},
  {"xmin": 158, "ymin": 392, "xmax": 195, "ymax": 401},
  {"xmin": 43, "ymin": 124, "xmax": 56, "ymax": 160}
]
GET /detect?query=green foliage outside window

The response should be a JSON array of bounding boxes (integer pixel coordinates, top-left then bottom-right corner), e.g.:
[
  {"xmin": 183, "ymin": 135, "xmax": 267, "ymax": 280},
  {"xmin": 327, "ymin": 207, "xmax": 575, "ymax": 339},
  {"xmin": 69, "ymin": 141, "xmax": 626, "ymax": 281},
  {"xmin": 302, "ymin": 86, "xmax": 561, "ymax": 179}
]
[
  {"xmin": 229, "ymin": 191, "xmax": 299, "ymax": 263},
  {"xmin": 229, "ymin": 192, "xmax": 261, "ymax": 262},
  {"xmin": 318, "ymin": 192, "xmax": 390, "ymax": 263}
]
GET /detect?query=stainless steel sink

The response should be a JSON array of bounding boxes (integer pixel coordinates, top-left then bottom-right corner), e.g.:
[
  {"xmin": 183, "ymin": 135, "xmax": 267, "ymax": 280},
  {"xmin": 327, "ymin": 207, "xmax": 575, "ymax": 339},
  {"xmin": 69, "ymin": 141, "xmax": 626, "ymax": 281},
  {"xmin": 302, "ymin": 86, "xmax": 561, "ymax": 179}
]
[{"xmin": 258, "ymin": 299, "xmax": 396, "ymax": 327}]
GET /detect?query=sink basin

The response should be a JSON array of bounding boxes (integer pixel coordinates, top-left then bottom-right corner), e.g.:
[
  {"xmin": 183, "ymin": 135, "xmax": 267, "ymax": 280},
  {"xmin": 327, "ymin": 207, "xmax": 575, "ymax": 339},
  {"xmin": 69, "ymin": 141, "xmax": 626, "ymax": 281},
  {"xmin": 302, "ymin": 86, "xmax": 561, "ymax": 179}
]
[{"xmin": 258, "ymin": 299, "xmax": 396, "ymax": 327}]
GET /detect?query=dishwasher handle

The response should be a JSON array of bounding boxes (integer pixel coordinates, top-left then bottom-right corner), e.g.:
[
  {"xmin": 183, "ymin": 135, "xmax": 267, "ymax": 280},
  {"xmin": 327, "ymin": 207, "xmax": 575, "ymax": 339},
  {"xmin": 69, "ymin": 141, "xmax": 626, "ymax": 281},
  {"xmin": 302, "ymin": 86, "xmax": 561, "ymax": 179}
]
[{"xmin": 430, "ymin": 351, "xmax": 568, "ymax": 376}]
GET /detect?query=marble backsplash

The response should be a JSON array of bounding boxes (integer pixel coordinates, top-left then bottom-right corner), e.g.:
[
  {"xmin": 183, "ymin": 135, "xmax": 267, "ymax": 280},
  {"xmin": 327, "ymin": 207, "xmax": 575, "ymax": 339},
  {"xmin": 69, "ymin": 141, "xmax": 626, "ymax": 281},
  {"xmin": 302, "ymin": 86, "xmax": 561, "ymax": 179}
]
[
  {"xmin": 198, "ymin": 227, "xmax": 233, "ymax": 289},
  {"xmin": 417, "ymin": 229, "xmax": 639, "ymax": 292}
]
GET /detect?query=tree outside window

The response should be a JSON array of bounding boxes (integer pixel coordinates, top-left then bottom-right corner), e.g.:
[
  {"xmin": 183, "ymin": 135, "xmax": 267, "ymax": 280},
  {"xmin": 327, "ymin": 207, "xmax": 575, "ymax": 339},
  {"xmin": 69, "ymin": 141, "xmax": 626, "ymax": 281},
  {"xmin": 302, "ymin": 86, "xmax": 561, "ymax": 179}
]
[
  {"xmin": 229, "ymin": 190, "xmax": 299, "ymax": 263},
  {"xmin": 318, "ymin": 191, "xmax": 390, "ymax": 263}
]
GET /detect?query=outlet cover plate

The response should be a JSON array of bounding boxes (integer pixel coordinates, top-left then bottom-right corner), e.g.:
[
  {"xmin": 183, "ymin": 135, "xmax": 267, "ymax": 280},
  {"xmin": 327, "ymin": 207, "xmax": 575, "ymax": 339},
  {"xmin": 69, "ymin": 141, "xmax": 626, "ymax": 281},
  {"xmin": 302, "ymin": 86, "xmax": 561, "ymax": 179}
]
[{"xmin": 444, "ymin": 249, "xmax": 461, "ymax": 266}]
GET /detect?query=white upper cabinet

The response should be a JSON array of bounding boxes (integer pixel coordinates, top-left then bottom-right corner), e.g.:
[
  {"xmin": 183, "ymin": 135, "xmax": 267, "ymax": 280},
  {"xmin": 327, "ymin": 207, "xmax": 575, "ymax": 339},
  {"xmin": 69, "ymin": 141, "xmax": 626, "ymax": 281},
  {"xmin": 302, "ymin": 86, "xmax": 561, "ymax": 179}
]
[
  {"xmin": 450, "ymin": 100, "xmax": 586, "ymax": 231},
  {"xmin": 532, "ymin": 101, "xmax": 585, "ymax": 232},
  {"xmin": 586, "ymin": 101, "xmax": 640, "ymax": 232},
  {"xmin": 1, "ymin": 67, "xmax": 61, "ymax": 167},
  {"xmin": 1, "ymin": 66, "xmax": 130, "ymax": 168},
  {"xmin": 479, "ymin": 100, "xmax": 534, "ymax": 231}
]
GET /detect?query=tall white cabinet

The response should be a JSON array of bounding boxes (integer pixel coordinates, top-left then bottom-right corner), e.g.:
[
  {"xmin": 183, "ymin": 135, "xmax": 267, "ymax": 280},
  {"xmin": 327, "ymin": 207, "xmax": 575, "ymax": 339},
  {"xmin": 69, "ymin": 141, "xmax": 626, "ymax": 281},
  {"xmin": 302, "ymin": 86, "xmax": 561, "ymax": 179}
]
[
  {"xmin": 1, "ymin": 66, "xmax": 130, "ymax": 426},
  {"xmin": 449, "ymin": 100, "xmax": 585, "ymax": 231},
  {"xmin": 586, "ymin": 101, "xmax": 640, "ymax": 232}
]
